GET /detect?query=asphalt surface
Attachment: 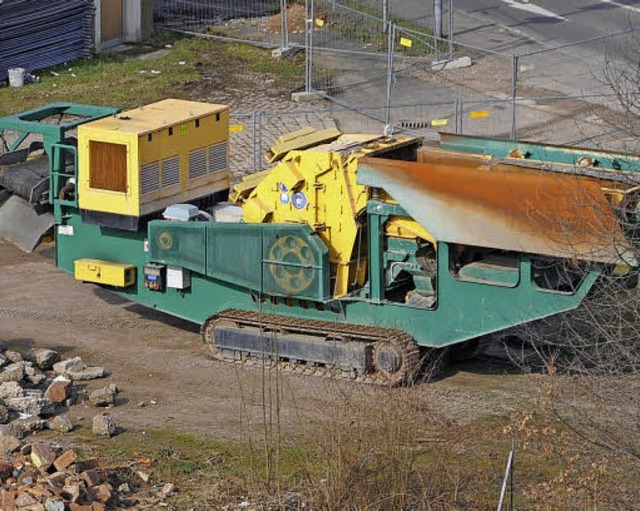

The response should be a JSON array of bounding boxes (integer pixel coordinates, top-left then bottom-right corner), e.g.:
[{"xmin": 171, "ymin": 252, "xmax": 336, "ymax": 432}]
[{"xmin": 392, "ymin": 0, "xmax": 640, "ymax": 53}]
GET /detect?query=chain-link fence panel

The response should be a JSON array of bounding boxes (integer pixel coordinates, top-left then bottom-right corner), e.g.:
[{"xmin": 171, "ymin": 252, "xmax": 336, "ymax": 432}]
[
  {"xmin": 386, "ymin": 100, "xmax": 457, "ymax": 137},
  {"xmin": 229, "ymin": 112, "xmax": 260, "ymax": 181},
  {"xmin": 513, "ymin": 94, "xmax": 637, "ymax": 152},
  {"xmin": 308, "ymin": 0, "xmax": 390, "ymax": 106},
  {"xmin": 456, "ymin": 99, "xmax": 514, "ymax": 140},
  {"xmin": 155, "ymin": 0, "xmax": 290, "ymax": 47},
  {"xmin": 515, "ymin": 29, "xmax": 637, "ymax": 100}
]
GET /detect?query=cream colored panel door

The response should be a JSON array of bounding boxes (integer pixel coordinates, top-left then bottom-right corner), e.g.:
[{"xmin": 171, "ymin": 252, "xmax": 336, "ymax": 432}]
[{"xmin": 101, "ymin": 0, "xmax": 124, "ymax": 44}]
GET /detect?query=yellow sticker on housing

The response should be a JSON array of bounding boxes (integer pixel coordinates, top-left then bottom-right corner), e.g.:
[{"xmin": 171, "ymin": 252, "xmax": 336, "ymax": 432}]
[
  {"xmin": 229, "ymin": 124, "xmax": 245, "ymax": 133},
  {"xmin": 400, "ymin": 37, "xmax": 412, "ymax": 48},
  {"xmin": 431, "ymin": 119, "xmax": 448, "ymax": 127},
  {"xmin": 469, "ymin": 110, "xmax": 490, "ymax": 119},
  {"xmin": 315, "ymin": 18, "xmax": 325, "ymax": 27},
  {"xmin": 180, "ymin": 124, "xmax": 189, "ymax": 136}
]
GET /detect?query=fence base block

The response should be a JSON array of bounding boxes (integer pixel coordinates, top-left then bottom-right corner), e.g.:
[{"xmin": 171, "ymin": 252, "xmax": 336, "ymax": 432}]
[
  {"xmin": 272, "ymin": 46, "xmax": 302, "ymax": 59},
  {"xmin": 431, "ymin": 56, "xmax": 472, "ymax": 71},
  {"xmin": 291, "ymin": 91, "xmax": 327, "ymax": 102}
]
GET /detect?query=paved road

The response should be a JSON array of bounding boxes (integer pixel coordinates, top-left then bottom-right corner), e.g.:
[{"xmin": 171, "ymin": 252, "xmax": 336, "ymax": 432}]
[
  {"xmin": 392, "ymin": 0, "xmax": 640, "ymax": 52},
  {"xmin": 455, "ymin": 0, "xmax": 640, "ymax": 47}
]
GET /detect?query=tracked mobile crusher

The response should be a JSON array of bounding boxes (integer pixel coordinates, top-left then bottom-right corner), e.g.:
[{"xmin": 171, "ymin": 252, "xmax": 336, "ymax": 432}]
[{"xmin": 1, "ymin": 99, "xmax": 638, "ymax": 384}]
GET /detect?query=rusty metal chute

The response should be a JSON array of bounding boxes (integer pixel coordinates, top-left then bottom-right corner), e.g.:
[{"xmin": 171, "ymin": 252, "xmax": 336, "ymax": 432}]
[{"xmin": 358, "ymin": 155, "xmax": 635, "ymax": 265}]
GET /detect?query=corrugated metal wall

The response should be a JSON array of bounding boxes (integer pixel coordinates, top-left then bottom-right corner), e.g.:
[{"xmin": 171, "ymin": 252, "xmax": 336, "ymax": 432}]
[{"xmin": 0, "ymin": 0, "xmax": 95, "ymax": 82}]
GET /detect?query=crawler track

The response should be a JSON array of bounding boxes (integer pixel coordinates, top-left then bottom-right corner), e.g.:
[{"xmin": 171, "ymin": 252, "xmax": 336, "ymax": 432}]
[{"xmin": 201, "ymin": 309, "xmax": 422, "ymax": 386}]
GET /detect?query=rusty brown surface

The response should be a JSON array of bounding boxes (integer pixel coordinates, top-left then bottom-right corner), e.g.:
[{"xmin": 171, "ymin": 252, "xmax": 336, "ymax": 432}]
[{"xmin": 359, "ymin": 155, "xmax": 634, "ymax": 264}]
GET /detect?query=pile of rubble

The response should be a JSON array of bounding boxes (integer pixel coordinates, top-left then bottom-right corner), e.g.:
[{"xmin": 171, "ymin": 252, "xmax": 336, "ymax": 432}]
[
  {"xmin": 0, "ymin": 347, "xmax": 118, "ymax": 440},
  {"xmin": 0, "ymin": 440, "xmax": 164, "ymax": 510},
  {"xmin": 0, "ymin": 347, "xmax": 179, "ymax": 509}
]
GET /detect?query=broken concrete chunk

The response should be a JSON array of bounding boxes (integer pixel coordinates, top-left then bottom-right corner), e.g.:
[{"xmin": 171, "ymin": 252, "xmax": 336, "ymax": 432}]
[
  {"xmin": 89, "ymin": 387, "xmax": 115, "ymax": 407},
  {"xmin": 93, "ymin": 483, "xmax": 112, "ymax": 503},
  {"xmin": 47, "ymin": 415, "xmax": 74, "ymax": 433},
  {"xmin": 0, "ymin": 404, "xmax": 8, "ymax": 424},
  {"xmin": 22, "ymin": 348, "xmax": 60, "ymax": 370},
  {"xmin": 0, "ymin": 381, "xmax": 24, "ymax": 400},
  {"xmin": 31, "ymin": 442, "xmax": 58, "ymax": 471},
  {"xmin": 0, "ymin": 362, "xmax": 25, "ymax": 383},
  {"xmin": 15, "ymin": 491, "xmax": 38, "ymax": 507},
  {"xmin": 92, "ymin": 414, "xmax": 116, "ymax": 437},
  {"xmin": 52, "ymin": 357, "xmax": 83, "ymax": 376},
  {"xmin": 0, "ymin": 422, "xmax": 22, "ymax": 438},
  {"xmin": 0, "ymin": 353, "xmax": 8, "ymax": 369},
  {"xmin": 67, "ymin": 365, "xmax": 105, "ymax": 381},
  {"xmin": 44, "ymin": 378, "xmax": 71, "ymax": 404},
  {"xmin": 4, "ymin": 350, "xmax": 23, "ymax": 363},
  {"xmin": 62, "ymin": 479, "xmax": 85, "ymax": 503},
  {"xmin": 7, "ymin": 395, "xmax": 55, "ymax": 417},
  {"xmin": 0, "ymin": 435, "xmax": 21, "ymax": 454},
  {"xmin": 25, "ymin": 364, "xmax": 47, "ymax": 386},
  {"xmin": 53, "ymin": 450, "xmax": 78, "ymax": 472},
  {"xmin": 47, "ymin": 471, "xmax": 68, "ymax": 488},
  {"xmin": 14, "ymin": 417, "xmax": 48, "ymax": 437},
  {"xmin": 45, "ymin": 498, "xmax": 66, "ymax": 511},
  {"xmin": 80, "ymin": 469, "xmax": 101, "ymax": 487}
]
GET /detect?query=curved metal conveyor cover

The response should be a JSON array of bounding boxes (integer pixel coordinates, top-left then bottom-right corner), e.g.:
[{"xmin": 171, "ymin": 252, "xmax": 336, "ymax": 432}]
[
  {"xmin": 358, "ymin": 157, "xmax": 634, "ymax": 264},
  {"xmin": 0, "ymin": 195, "xmax": 54, "ymax": 253}
]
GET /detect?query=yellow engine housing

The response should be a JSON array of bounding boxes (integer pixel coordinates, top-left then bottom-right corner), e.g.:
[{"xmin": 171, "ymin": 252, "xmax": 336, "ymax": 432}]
[{"xmin": 78, "ymin": 99, "xmax": 229, "ymax": 220}]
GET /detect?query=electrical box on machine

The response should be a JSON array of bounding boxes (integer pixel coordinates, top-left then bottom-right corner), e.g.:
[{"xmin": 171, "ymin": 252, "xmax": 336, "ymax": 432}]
[
  {"xmin": 167, "ymin": 266, "xmax": 191, "ymax": 290},
  {"xmin": 143, "ymin": 263, "xmax": 165, "ymax": 291}
]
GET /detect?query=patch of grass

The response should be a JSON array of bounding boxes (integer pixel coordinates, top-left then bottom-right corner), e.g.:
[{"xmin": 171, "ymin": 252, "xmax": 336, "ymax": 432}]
[{"xmin": 0, "ymin": 34, "xmax": 304, "ymax": 117}]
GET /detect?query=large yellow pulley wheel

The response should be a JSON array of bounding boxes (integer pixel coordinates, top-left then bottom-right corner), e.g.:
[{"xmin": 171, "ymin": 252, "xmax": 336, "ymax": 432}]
[{"xmin": 268, "ymin": 235, "xmax": 316, "ymax": 294}]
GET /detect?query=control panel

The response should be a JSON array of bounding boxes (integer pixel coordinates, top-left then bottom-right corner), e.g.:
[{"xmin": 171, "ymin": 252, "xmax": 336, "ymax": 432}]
[{"xmin": 143, "ymin": 263, "xmax": 165, "ymax": 291}]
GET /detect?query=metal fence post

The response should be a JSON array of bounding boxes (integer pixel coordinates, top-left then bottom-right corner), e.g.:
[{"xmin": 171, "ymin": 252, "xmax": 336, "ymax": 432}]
[
  {"xmin": 305, "ymin": 0, "xmax": 312, "ymax": 92},
  {"xmin": 511, "ymin": 54, "xmax": 518, "ymax": 140},
  {"xmin": 497, "ymin": 439, "xmax": 514, "ymax": 511},
  {"xmin": 448, "ymin": 0, "xmax": 454, "ymax": 62},
  {"xmin": 281, "ymin": 0, "xmax": 289, "ymax": 49},
  {"xmin": 510, "ymin": 436, "xmax": 515, "ymax": 511},
  {"xmin": 383, "ymin": 0, "xmax": 389, "ymax": 32},
  {"xmin": 435, "ymin": 0, "xmax": 443, "ymax": 39},
  {"xmin": 385, "ymin": 24, "xmax": 396, "ymax": 125},
  {"xmin": 252, "ymin": 111, "xmax": 259, "ymax": 174},
  {"xmin": 257, "ymin": 111, "xmax": 263, "ymax": 173}
]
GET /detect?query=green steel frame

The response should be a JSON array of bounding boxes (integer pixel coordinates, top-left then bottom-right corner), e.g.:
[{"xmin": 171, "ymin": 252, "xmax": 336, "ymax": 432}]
[
  {"xmin": 440, "ymin": 133, "xmax": 640, "ymax": 173},
  {"xmin": 0, "ymin": 103, "xmax": 120, "ymax": 210}
]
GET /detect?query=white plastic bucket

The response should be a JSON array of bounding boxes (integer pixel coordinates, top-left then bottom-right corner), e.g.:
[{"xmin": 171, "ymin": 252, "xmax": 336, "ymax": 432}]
[{"xmin": 8, "ymin": 68, "xmax": 25, "ymax": 87}]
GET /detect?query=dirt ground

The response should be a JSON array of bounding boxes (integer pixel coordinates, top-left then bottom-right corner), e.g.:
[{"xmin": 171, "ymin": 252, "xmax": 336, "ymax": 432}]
[{"xmin": 0, "ymin": 239, "xmax": 536, "ymax": 441}]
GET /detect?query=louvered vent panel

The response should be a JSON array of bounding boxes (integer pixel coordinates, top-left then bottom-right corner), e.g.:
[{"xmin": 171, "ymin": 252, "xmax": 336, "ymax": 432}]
[
  {"xmin": 189, "ymin": 148, "xmax": 207, "ymax": 179},
  {"xmin": 161, "ymin": 156, "xmax": 180, "ymax": 187},
  {"xmin": 141, "ymin": 161, "xmax": 160, "ymax": 195},
  {"xmin": 208, "ymin": 142, "xmax": 227, "ymax": 172}
]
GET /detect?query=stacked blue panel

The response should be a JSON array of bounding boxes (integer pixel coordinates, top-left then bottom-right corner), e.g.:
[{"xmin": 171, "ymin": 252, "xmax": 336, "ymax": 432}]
[{"xmin": 0, "ymin": 0, "xmax": 94, "ymax": 81}]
